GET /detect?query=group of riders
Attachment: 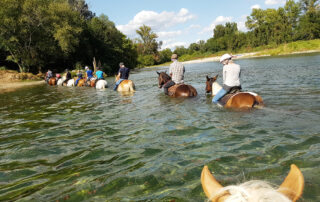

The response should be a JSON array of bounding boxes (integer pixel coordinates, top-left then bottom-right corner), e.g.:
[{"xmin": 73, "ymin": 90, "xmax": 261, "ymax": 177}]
[
  {"xmin": 45, "ymin": 62, "xmax": 130, "ymax": 90},
  {"xmin": 164, "ymin": 53, "xmax": 241, "ymax": 104},
  {"xmin": 45, "ymin": 53, "xmax": 240, "ymax": 103}
]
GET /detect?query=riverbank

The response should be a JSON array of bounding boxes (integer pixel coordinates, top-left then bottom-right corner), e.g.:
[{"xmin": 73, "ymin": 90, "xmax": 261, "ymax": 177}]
[
  {"xmin": 0, "ymin": 70, "xmax": 44, "ymax": 94},
  {"xmin": 0, "ymin": 81, "xmax": 45, "ymax": 94}
]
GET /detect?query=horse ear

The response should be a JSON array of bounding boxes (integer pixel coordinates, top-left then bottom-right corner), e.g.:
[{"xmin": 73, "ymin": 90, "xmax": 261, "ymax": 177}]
[
  {"xmin": 206, "ymin": 75, "xmax": 210, "ymax": 81},
  {"xmin": 278, "ymin": 164, "xmax": 304, "ymax": 202},
  {"xmin": 201, "ymin": 166, "xmax": 230, "ymax": 202},
  {"xmin": 156, "ymin": 71, "xmax": 160, "ymax": 75},
  {"xmin": 213, "ymin": 75, "xmax": 218, "ymax": 80}
]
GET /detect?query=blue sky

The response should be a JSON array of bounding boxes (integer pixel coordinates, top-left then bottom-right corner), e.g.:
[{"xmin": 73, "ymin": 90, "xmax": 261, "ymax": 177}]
[{"xmin": 86, "ymin": 0, "xmax": 287, "ymax": 49}]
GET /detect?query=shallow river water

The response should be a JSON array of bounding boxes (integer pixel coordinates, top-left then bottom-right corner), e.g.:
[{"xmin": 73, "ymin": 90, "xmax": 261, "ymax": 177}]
[{"xmin": 0, "ymin": 53, "xmax": 320, "ymax": 201}]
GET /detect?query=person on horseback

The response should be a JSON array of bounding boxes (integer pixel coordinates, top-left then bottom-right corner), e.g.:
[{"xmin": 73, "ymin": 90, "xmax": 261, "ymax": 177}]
[
  {"xmin": 85, "ymin": 66, "xmax": 93, "ymax": 82},
  {"xmin": 62, "ymin": 69, "xmax": 72, "ymax": 85},
  {"xmin": 75, "ymin": 70, "xmax": 83, "ymax": 86},
  {"xmin": 114, "ymin": 62, "xmax": 130, "ymax": 91},
  {"xmin": 163, "ymin": 54, "xmax": 185, "ymax": 95},
  {"xmin": 212, "ymin": 53, "xmax": 241, "ymax": 104},
  {"xmin": 46, "ymin": 69, "xmax": 53, "ymax": 83}
]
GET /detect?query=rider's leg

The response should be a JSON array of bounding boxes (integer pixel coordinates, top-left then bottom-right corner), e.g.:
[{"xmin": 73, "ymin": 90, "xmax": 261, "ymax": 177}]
[
  {"xmin": 212, "ymin": 88, "xmax": 227, "ymax": 103},
  {"xmin": 163, "ymin": 81, "xmax": 175, "ymax": 95},
  {"xmin": 114, "ymin": 79, "xmax": 124, "ymax": 91}
]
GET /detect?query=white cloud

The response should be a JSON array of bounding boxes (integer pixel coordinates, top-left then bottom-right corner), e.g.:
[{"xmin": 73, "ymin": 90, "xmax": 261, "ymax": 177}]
[
  {"xmin": 251, "ymin": 4, "xmax": 261, "ymax": 9},
  {"xmin": 162, "ymin": 41, "xmax": 187, "ymax": 50},
  {"xmin": 157, "ymin": 30, "xmax": 182, "ymax": 38},
  {"xmin": 188, "ymin": 24, "xmax": 202, "ymax": 30},
  {"xmin": 117, "ymin": 8, "xmax": 196, "ymax": 37},
  {"xmin": 265, "ymin": 0, "xmax": 286, "ymax": 5},
  {"xmin": 200, "ymin": 16, "xmax": 233, "ymax": 34}
]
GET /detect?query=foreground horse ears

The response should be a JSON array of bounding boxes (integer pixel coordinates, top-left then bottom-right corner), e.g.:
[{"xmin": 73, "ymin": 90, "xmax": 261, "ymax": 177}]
[
  {"xmin": 201, "ymin": 164, "xmax": 304, "ymax": 202},
  {"xmin": 156, "ymin": 71, "xmax": 160, "ymax": 75},
  {"xmin": 278, "ymin": 164, "xmax": 304, "ymax": 201},
  {"xmin": 213, "ymin": 75, "xmax": 218, "ymax": 80},
  {"xmin": 206, "ymin": 75, "xmax": 210, "ymax": 81}
]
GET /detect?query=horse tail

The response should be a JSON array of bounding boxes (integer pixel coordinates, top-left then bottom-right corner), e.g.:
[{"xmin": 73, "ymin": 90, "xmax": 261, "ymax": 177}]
[{"xmin": 253, "ymin": 95, "xmax": 265, "ymax": 109}]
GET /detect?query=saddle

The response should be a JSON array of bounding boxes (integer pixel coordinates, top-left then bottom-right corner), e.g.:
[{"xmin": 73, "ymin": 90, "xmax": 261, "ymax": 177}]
[
  {"xmin": 168, "ymin": 84, "xmax": 184, "ymax": 96},
  {"xmin": 219, "ymin": 87, "xmax": 242, "ymax": 106}
]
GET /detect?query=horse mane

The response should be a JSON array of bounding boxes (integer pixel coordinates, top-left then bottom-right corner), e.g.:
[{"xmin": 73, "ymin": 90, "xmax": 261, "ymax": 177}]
[
  {"xmin": 160, "ymin": 72, "xmax": 171, "ymax": 82},
  {"xmin": 210, "ymin": 180, "xmax": 292, "ymax": 202}
]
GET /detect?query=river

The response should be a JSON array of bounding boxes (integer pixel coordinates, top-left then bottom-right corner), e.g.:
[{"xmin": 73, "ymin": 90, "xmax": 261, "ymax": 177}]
[{"xmin": 0, "ymin": 53, "xmax": 319, "ymax": 201}]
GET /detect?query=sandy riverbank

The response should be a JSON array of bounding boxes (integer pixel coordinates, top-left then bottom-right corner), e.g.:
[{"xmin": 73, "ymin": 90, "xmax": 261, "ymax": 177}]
[{"xmin": 0, "ymin": 80, "xmax": 45, "ymax": 94}]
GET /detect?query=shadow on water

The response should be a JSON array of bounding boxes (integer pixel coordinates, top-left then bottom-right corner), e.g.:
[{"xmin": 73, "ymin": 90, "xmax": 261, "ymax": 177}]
[{"xmin": 0, "ymin": 53, "xmax": 320, "ymax": 201}]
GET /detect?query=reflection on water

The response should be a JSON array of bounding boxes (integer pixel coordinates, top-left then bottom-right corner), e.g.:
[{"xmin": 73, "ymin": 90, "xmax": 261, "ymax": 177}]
[{"xmin": 0, "ymin": 53, "xmax": 320, "ymax": 201}]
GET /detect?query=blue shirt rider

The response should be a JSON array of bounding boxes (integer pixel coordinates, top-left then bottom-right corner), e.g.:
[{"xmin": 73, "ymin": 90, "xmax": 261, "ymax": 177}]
[
  {"xmin": 114, "ymin": 62, "xmax": 130, "ymax": 91},
  {"xmin": 85, "ymin": 66, "xmax": 93, "ymax": 81},
  {"xmin": 75, "ymin": 70, "xmax": 83, "ymax": 86},
  {"xmin": 96, "ymin": 68, "xmax": 104, "ymax": 80}
]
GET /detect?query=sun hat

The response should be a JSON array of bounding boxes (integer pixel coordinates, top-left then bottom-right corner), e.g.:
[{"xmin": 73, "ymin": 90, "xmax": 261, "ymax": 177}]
[{"xmin": 219, "ymin": 54, "xmax": 232, "ymax": 63}]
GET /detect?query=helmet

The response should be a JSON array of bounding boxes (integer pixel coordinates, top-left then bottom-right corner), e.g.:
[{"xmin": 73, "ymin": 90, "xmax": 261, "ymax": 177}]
[
  {"xmin": 220, "ymin": 54, "xmax": 232, "ymax": 63},
  {"xmin": 85, "ymin": 66, "xmax": 89, "ymax": 70}
]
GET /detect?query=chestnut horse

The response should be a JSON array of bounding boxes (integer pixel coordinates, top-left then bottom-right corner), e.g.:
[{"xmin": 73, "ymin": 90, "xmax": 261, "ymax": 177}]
[
  {"xmin": 115, "ymin": 75, "xmax": 135, "ymax": 92},
  {"xmin": 157, "ymin": 71, "xmax": 197, "ymax": 97},
  {"xmin": 206, "ymin": 75, "xmax": 264, "ymax": 109},
  {"xmin": 77, "ymin": 78, "xmax": 85, "ymax": 87},
  {"xmin": 48, "ymin": 77, "xmax": 56, "ymax": 86}
]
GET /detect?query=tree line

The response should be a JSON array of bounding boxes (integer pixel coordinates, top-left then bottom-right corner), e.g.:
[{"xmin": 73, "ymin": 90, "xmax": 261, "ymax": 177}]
[
  {"xmin": 0, "ymin": 0, "xmax": 319, "ymax": 73},
  {"xmin": 137, "ymin": 0, "xmax": 319, "ymax": 66},
  {"xmin": 0, "ymin": 0, "xmax": 137, "ymax": 74}
]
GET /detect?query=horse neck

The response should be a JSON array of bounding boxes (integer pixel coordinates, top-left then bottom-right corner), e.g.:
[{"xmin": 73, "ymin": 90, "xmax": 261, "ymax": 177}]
[
  {"xmin": 161, "ymin": 74, "xmax": 170, "ymax": 83},
  {"xmin": 212, "ymin": 82, "xmax": 222, "ymax": 96}
]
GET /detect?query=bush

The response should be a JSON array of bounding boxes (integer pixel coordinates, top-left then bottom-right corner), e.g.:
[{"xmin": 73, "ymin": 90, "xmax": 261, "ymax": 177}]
[{"xmin": 137, "ymin": 55, "xmax": 155, "ymax": 67}]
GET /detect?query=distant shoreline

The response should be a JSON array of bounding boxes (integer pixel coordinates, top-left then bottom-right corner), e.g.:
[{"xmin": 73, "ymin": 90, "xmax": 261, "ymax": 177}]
[{"xmin": 182, "ymin": 50, "xmax": 320, "ymax": 65}]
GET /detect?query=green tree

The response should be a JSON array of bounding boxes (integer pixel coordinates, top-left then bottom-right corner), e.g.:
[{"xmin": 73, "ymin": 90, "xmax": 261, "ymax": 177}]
[{"xmin": 136, "ymin": 25, "xmax": 159, "ymax": 55}]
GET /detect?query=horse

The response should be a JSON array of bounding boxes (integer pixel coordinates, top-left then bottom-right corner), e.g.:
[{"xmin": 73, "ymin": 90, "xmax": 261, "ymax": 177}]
[
  {"xmin": 57, "ymin": 78, "xmax": 64, "ymax": 86},
  {"xmin": 65, "ymin": 79, "xmax": 75, "ymax": 87},
  {"xmin": 156, "ymin": 71, "xmax": 197, "ymax": 97},
  {"xmin": 77, "ymin": 78, "xmax": 85, "ymax": 87},
  {"xmin": 115, "ymin": 75, "xmax": 135, "ymax": 92},
  {"xmin": 201, "ymin": 164, "xmax": 304, "ymax": 202},
  {"xmin": 95, "ymin": 79, "xmax": 108, "ymax": 90},
  {"xmin": 206, "ymin": 75, "xmax": 264, "ymax": 109},
  {"xmin": 48, "ymin": 77, "xmax": 56, "ymax": 86}
]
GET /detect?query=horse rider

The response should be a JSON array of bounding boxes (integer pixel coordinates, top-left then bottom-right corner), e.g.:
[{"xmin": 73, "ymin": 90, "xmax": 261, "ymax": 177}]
[
  {"xmin": 163, "ymin": 54, "xmax": 185, "ymax": 95},
  {"xmin": 62, "ymin": 69, "xmax": 72, "ymax": 85},
  {"xmin": 94, "ymin": 67, "xmax": 105, "ymax": 84},
  {"xmin": 212, "ymin": 53, "xmax": 241, "ymax": 104},
  {"xmin": 46, "ymin": 69, "xmax": 53, "ymax": 83},
  {"xmin": 114, "ymin": 62, "xmax": 130, "ymax": 91},
  {"xmin": 75, "ymin": 70, "xmax": 83, "ymax": 86},
  {"xmin": 85, "ymin": 66, "xmax": 93, "ymax": 82}
]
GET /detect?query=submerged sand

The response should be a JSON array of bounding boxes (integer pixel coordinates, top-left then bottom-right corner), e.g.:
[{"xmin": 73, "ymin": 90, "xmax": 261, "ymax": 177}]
[{"xmin": 0, "ymin": 81, "xmax": 45, "ymax": 94}]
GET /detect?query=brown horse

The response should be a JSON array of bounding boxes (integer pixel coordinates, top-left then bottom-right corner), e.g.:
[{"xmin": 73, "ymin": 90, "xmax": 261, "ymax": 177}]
[
  {"xmin": 157, "ymin": 71, "xmax": 197, "ymax": 97},
  {"xmin": 77, "ymin": 78, "xmax": 85, "ymax": 87},
  {"xmin": 115, "ymin": 75, "xmax": 135, "ymax": 92},
  {"xmin": 206, "ymin": 75, "xmax": 264, "ymax": 109},
  {"xmin": 48, "ymin": 77, "xmax": 56, "ymax": 86}
]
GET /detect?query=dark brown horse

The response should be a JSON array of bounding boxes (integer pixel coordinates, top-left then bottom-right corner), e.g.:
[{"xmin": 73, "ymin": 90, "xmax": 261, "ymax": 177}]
[
  {"xmin": 206, "ymin": 75, "xmax": 264, "ymax": 109},
  {"xmin": 157, "ymin": 71, "xmax": 197, "ymax": 97}
]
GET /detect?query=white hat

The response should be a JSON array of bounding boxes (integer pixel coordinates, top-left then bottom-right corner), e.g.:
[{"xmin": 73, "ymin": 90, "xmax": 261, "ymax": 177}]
[
  {"xmin": 85, "ymin": 66, "xmax": 89, "ymax": 70},
  {"xmin": 220, "ymin": 54, "xmax": 232, "ymax": 63}
]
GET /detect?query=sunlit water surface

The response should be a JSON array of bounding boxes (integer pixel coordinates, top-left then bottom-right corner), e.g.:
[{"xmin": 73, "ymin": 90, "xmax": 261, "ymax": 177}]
[{"xmin": 0, "ymin": 53, "xmax": 319, "ymax": 201}]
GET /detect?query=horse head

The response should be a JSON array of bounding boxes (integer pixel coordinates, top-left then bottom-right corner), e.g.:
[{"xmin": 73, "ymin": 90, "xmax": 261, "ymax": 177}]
[
  {"xmin": 201, "ymin": 164, "xmax": 304, "ymax": 202},
  {"xmin": 205, "ymin": 75, "xmax": 218, "ymax": 94},
  {"xmin": 157, "ymin": 71, "xmax": 171, "ymax": 88}
]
